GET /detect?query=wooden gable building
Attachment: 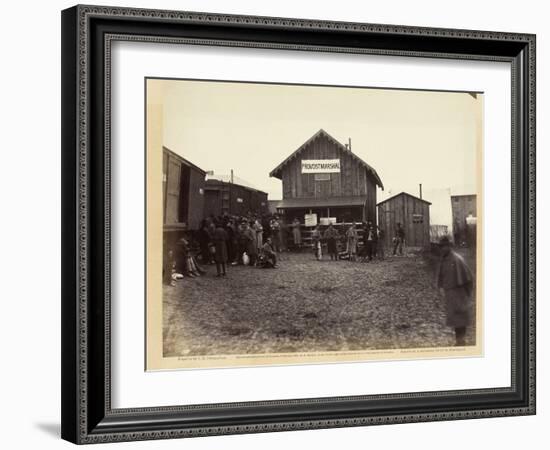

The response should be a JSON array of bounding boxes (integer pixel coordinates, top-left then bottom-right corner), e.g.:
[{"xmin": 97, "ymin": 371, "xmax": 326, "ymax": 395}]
[
  {"xmin": 377, "ymin": 192, "xmax": 431, "ymax": 248},
  {"xmin": 163, "ymin": 146, "xmax": 206, "ymax": 231},
  {"xmin": 269, "ymin": 129, "xmax": 383, "ymax": 223}
]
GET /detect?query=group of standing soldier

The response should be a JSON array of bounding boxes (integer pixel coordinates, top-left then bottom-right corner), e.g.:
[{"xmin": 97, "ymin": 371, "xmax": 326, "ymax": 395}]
[
  {"xmin": 310, "ymin": 221, "xmax": 388, "ymax": 262},
  {"xmin": 165, "ymin": 213, "xmax": 310, "ymax": 282},
  {"xmin": 196, "ymin": 215, "xmax": 287, "ymax": 276},
  {"xmin": 165, "ymin": 215, "xmax": 411, "ymax": 281}
]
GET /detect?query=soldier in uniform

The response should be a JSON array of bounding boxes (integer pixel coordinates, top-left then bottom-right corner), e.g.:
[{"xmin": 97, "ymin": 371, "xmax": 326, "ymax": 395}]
[{"xmin": 435, "ymin": 236, "xmax": 474, "ymax": 346}]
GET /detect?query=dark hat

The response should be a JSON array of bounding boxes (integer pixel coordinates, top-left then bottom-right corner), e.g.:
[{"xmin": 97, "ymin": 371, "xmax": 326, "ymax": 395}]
[{"xmin": 439, "ymin": 236, "xmax": 451, "ymax": 246}]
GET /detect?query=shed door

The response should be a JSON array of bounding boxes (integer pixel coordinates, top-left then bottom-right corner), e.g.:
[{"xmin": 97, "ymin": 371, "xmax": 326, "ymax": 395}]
[
  {"xmin": 165, "ymin": 158, "xmax": 181, "ymax": 224},
  {"xmin": 203, "ymin": 190, "xmax": 220, "ymax": 218},
  {"xmin": 411, "ymin": 212, "xmax": 424, "ymax": 247},
  {"xmin": 179, "ymin": 165, "xmax": 191, "ymax": 224}
]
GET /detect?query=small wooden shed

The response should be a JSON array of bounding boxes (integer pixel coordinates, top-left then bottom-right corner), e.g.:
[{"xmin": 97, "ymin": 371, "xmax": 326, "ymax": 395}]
[{"xmin": 377, "ymin": 192, "xmax": 431, "ymax": 248}]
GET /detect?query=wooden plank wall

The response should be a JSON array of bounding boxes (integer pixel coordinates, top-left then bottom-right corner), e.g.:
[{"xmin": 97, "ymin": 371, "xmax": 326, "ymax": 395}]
[
  {"xmin": 377, "ymin": 195, "xmax": 430, "ymax": 248},
  {"xmin": 230, "ymin": 185, "xmax": 248, "ymax": 216},
  {"xmin": 365, "ymin": 178, "xmax": 377, "ymax": 223},
  {"xmin": 282, "ymin": 134, "xmax": 371, "ymax": 200},
  {"xmin": 229, "ymin": 185, "xmax": 268, "ymax": 217},
  {"xmin": 203, "ymin": 189, "xmax": 221, "ymax": 218},
  {"xmin": 186, "ymin": 168, "xmax": 205, "ymax": 230},
  {"xmin": 164, "ymin": 154, "xmax": 182, "ymax": 224},
  {"xmin": 203, "ymin": 182, "xmax": 268, "ymax": 219},
  {"xmin": 163, "ymin": 149, "xmax": 206, "ymax": 229}
]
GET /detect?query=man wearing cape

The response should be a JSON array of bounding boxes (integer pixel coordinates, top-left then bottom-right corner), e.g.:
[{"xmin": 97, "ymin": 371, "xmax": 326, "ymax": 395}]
[{"xmin": 435, "ymin": 236, "xmax": 474, "ymax": 346}]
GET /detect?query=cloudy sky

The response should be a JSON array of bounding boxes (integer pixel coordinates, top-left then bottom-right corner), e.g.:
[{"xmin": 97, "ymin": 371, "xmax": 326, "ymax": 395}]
[{"xmin": 148, "ymin": 79, "xmax": 482, "ymax": 227}]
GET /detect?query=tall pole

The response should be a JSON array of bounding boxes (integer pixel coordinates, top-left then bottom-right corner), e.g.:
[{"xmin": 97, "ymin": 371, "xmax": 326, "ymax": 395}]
[
  {"xmin": 419, "ymin": 183, "xmax": 423, "ymax": 199},
  {"xmin": 229, "ymin": 169, "xmax": 234, "ymax": 216}
]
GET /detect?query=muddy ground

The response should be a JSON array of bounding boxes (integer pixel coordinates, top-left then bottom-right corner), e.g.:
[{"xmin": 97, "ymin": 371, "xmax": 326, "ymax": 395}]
[{"xmin": 163, "ymin": 248, "xmax": 476, "ymax": 357}]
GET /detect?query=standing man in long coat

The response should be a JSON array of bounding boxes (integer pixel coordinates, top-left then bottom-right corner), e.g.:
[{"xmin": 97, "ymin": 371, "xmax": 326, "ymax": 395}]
[
  {"xmin": 311, "ymin": 225, "xmax": 322, "ymax": 260},
  {"xmin": 323, "ymin": 223, "xmax": 339, "ymax": 261},
  {"xmin": 270, "ymin": 217, "xmax": 281, "ymax": 252},
  {"xmin": 213, "ymin": 222, "xmax": 228, "ymax": 277},
  {"xmin": 393, "ymin": 222, "xmax": 405, "ymax": 256},
  {"xmin": 364, "ymin": 223, "xmax": 376, "ymax": 262},
  {"xmin": 253, "ymin": 218, "xmax": 263, "ymax": 253},
  {"xmin": 224, "ymin": 219, "xmax": 236, "ymax": 264},
  {"xmin": 346, "ymin": 222, "xmax": 359, "ymax": 262},
  {"xmin": 435, "ymin": 236, "xmax": 474, "ymax": 346},
  {"xmin": 291, "ymin": 218, "xmax": 302, "ymax": 250},
  {"xmin": 198, "ymin": 220, "xmax": 212, "ymax": 265},
  {"xmin": 243, "ymin": 221, "xmax": 258, "ymax": 266}
]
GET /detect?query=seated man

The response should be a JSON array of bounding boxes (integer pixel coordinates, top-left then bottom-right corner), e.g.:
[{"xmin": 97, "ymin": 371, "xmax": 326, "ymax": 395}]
[{"xmin": 260, "ymin": 237, "xmax": 278, "ymax": 268}]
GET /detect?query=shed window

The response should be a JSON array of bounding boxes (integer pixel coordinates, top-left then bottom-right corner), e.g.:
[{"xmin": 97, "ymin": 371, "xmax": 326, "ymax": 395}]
[{"xmin": 314, "ymin": 173, "xmax": 331, "ymax": 181}]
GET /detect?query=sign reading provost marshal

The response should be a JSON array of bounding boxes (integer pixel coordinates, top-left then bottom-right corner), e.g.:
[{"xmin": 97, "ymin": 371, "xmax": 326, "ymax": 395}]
[{"xmin": 301, "ymin": 159, "xmax": 341, "ymax": 174}]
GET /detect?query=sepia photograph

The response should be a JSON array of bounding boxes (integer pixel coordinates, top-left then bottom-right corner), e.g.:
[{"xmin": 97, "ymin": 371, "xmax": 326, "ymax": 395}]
[
  {"xmin": 58, "ymin": 4, "xmax": 536, "ymax": 443},
  {"xmin": 145, "ymin": 78, "xmax": 483, "ymax": 370}
]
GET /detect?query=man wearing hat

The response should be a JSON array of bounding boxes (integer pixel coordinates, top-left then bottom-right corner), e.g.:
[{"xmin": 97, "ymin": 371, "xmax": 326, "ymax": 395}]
[{"xmin": 435, "ymin": 236, "xmax": 474, "ymax": 346}]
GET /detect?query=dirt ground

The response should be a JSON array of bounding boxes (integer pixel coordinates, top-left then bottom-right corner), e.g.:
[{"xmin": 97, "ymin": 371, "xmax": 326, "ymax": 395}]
[{"xmin": 163, "ymin": 248, "xmax": 477, "ymax": 357}]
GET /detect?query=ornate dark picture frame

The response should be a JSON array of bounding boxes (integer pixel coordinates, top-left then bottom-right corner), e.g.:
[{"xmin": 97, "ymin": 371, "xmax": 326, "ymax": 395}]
[{"xmin": 61, "ymin": 4, "xmax": 536, "ymax": 444}]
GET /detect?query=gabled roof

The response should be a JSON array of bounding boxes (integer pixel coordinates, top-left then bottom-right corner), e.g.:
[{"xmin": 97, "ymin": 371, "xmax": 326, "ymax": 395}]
[
  {"xmin": 377, "ymin": 191, "xmax": 431, "ymax": 206},
  {"xmin": 206, "ymin": 173, "xmax": 258, "ymax": 190},
  {"xmin": 205, "ymin": 174, "xmax": 267, "ymax": 195},
  {"xmin": 163, "ymin": 146, "xmax": 206, "ymax": 175},
  {"xmin": 269, "ymin": 129, "xmax": 384, "ymax": 189}
]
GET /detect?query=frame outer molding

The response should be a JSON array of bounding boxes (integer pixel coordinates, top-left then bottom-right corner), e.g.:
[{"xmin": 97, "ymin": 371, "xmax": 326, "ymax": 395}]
[{"xmin": 61, "ymin": 4, "xmax": 536, "ymax": 444}]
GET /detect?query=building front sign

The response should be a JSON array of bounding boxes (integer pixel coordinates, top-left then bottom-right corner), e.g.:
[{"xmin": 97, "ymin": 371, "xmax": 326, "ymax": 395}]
[
  {"xmin": 320, "ymin": 217, "xmax": 337, "ymax": 225},
  {"xmin": 301, "ymin": 159, "xmax": 341, "ymax": 174},
  {"xmin": 304, "ymin": 213, "xmax": 318, "ymax": 227}
]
